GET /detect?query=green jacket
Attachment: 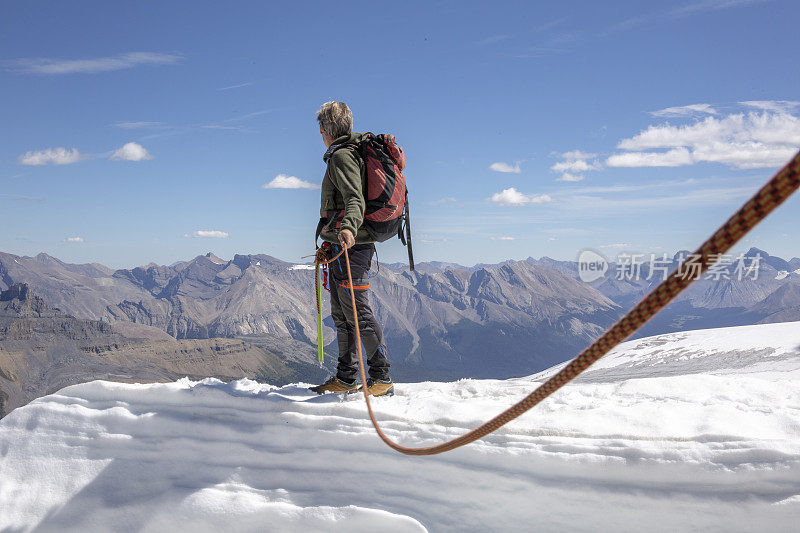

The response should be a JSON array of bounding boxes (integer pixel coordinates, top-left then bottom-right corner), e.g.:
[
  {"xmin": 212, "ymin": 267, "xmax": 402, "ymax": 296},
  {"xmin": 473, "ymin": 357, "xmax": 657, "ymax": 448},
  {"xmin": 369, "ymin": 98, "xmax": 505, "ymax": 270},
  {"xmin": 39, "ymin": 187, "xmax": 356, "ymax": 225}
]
[{"xmin": 318, "ymin": 132, "xmax": 375, "ymax": 245}]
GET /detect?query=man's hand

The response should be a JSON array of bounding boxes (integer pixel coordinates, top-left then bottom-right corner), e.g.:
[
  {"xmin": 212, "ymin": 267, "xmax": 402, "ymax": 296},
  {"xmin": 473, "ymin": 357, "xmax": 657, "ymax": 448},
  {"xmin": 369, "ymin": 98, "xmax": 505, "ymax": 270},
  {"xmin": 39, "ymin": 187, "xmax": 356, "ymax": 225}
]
[
  {"xmin": 314, "ymin": 246, "xmax": 327, "ymax": 265},
  {"xmin": 338, "ymin": 229, "xmax": 355, "ymax": 249}
]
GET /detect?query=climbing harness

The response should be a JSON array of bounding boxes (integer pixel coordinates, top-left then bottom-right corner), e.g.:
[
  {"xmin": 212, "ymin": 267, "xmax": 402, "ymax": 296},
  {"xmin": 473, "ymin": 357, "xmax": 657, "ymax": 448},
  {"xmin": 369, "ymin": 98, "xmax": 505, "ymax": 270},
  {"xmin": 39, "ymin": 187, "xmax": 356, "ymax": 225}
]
[{"xmin": 318, "ymin": 150, "xmax": 800, "ymax": 456}]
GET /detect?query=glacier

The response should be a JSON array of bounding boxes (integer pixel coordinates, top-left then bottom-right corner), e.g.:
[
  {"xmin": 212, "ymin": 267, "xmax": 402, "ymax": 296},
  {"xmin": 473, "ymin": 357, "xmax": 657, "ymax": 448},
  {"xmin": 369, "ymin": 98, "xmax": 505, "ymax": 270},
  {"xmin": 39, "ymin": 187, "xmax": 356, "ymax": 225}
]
[{"xmin": 1, "ymin": 321, "xmax": 799, "ymax": 532}]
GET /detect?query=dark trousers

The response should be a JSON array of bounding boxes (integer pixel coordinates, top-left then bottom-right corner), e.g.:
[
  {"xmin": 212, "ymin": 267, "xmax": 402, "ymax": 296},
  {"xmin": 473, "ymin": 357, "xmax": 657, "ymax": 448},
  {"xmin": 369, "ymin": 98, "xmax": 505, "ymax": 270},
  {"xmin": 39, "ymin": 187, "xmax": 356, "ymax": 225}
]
[{"xmin": 327, "ymin": 244, "xmax": 390, "ymax": 382}]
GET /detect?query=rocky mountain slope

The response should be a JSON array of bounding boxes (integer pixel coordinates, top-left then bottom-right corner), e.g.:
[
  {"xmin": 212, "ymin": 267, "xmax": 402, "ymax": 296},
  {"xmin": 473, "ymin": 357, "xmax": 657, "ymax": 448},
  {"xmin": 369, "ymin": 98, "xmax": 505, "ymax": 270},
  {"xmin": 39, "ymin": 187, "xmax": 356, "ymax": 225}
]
[
  {"xmin": 0, "ymin": 283, "xmax": 326, "ymax": 417},
  {"xmin": 369, "ymin": 261, "xmax": 619, "ymax": 378}
]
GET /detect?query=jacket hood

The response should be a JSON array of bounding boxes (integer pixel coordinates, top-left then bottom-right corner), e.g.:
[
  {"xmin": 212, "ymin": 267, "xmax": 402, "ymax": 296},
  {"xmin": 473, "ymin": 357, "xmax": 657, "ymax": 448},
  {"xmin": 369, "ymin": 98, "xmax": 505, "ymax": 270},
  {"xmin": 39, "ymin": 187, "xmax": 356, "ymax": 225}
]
[{"xmin": 323, "ymin": 132, "xmax": 367, "ymax": 163}]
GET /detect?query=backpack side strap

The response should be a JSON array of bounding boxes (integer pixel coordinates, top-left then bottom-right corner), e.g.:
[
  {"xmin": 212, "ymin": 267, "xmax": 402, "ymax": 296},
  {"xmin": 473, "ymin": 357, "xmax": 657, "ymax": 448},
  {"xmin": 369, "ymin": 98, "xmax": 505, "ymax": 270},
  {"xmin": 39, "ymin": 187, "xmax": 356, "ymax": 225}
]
[{"xmin": 404, "ymin": 192, "xmax": 414, "ymax": 271}]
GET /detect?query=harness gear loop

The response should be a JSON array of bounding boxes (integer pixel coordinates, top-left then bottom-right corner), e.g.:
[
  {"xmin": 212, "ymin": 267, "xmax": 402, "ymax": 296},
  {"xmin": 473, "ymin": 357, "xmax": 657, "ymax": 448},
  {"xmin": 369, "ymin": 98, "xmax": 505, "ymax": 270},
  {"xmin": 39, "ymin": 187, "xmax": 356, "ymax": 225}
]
[
  {"xmin": 322, "ymin": 150, "xmax": 800, "ymax": 456},
  {"xmin": 322, "ymin": 264, "xmax": 329, "ymax": 292}
]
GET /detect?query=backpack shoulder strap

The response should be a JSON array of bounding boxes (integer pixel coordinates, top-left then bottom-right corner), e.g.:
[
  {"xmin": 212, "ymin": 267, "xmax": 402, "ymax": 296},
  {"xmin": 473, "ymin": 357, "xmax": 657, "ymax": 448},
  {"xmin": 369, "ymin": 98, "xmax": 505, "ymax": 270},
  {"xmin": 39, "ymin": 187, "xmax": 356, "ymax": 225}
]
[{"xmin": 323, "ymin": 141, "xmax": 359, "ymax": 163}]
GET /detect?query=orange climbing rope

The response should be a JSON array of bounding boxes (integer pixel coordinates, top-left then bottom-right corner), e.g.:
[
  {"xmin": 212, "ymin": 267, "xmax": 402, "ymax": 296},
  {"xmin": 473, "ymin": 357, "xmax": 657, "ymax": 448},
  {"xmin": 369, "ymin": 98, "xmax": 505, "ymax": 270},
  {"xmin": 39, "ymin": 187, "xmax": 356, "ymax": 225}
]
[{"xmin": 324, "ymin": 150, "xmax": 800, "ymax": 456}]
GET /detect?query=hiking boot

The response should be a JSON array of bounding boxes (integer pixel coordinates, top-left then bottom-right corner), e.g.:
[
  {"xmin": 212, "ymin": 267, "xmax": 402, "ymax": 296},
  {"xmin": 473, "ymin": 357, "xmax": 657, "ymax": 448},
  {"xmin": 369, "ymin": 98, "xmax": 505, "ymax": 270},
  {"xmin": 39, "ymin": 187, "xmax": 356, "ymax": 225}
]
[
  {"xmin": 360, "ymin": 377, "xmax": 394, "ymax": 397},
  {"xmin": 309, "ymin": 376, "xmax": 358, "ymax": 395}
]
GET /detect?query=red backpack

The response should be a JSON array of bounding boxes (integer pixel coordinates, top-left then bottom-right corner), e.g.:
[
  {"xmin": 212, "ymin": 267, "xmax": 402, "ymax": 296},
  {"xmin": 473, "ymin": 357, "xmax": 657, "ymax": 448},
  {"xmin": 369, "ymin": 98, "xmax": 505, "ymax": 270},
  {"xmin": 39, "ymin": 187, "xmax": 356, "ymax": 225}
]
[{"xmin": 318, "ymin": 133, "xmax": 415, "ymax": 270}]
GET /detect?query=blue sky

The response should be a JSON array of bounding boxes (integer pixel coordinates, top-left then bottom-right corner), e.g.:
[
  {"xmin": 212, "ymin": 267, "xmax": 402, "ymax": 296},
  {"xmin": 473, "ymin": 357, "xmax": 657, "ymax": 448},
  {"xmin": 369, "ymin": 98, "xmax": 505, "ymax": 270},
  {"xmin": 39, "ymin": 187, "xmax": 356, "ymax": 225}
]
[{"xmin": 2, "ymin": 0, "xmax": 799, "ymax": 269}]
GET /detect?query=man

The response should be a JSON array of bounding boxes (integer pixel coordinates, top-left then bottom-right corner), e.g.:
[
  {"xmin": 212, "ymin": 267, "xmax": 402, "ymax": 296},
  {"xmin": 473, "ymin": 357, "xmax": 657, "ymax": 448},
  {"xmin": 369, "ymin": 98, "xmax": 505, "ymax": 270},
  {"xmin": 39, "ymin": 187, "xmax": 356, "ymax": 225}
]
[{"xmin": 310, "ymin": 101, "xmax": 394, "ymax": 397}]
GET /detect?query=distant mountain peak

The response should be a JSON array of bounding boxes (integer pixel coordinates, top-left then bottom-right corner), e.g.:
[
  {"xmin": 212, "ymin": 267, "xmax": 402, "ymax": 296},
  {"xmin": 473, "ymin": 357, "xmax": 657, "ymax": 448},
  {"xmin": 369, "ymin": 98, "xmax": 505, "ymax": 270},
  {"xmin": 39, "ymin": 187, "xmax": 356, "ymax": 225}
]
[
  {"xmin": 744, "ymin": 247, "xmax": 791, "ymax": 271},
  {"xmin": 33, "ymin": 252, "xmax": 61, "ymax": 265},
  {"xmin": 204, "ymin": 252, "xmax": 226, "ymax": 264},
  {"xmin": 746, "ymin": 246, "xmax": 769, "ymax": 256}
]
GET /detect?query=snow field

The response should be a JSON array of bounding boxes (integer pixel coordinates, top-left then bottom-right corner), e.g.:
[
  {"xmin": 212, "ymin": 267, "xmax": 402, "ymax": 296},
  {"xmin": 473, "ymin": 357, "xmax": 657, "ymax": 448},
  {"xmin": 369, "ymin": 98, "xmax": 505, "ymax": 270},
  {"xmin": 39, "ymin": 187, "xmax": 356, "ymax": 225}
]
[{"xmin": 1, "ymin": 321, "xmax": 799, "ymax": 532}]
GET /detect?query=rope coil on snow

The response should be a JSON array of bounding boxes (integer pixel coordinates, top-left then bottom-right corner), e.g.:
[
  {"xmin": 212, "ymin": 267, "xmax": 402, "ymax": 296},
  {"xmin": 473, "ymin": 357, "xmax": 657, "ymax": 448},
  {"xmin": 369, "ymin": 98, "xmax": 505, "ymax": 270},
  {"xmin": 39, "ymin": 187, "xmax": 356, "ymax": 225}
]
[{"xmin": 326, "ymin": 150, "xmax": 800, "ymax": 456}]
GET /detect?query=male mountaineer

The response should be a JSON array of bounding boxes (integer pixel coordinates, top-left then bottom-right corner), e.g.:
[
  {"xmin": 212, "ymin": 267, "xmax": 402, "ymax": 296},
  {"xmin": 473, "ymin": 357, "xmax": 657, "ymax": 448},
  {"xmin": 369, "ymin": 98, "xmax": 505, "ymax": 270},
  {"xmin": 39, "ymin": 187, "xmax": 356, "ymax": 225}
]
[{"xmin": 310, "ymin": 101, "xmax": 394, "ymax": 397}]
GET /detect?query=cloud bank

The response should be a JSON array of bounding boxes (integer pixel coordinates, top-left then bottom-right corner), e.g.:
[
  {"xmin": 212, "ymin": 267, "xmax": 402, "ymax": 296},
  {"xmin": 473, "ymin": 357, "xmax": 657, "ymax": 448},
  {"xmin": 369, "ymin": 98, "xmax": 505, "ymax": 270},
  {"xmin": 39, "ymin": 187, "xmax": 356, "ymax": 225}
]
[{"xmin": 607, "ymin": 102, "xmax": 800, "ymax": 169}]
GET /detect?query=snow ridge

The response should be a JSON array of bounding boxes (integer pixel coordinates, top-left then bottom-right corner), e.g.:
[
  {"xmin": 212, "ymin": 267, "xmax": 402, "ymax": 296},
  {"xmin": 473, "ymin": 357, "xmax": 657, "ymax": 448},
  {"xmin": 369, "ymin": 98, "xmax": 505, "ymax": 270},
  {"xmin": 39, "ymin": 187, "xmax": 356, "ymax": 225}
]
[{"xmin": 1, "ymin": 322, "xmax": 800, "ymax": 532}]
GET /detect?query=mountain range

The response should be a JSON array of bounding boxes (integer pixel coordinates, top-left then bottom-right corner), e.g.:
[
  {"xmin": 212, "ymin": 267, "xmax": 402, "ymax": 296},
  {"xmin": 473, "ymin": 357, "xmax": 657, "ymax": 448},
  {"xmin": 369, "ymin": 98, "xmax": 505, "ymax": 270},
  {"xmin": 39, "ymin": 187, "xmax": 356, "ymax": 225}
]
[{"xmin": 1, "ymin": 247, "xmax": 799, "ymax": 409}]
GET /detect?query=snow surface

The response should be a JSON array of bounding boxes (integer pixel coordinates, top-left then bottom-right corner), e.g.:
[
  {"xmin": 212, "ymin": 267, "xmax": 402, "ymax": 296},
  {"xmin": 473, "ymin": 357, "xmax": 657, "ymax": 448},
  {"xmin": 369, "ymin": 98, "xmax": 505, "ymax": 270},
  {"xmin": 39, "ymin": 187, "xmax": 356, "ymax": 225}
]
[
  {"xmin": 1, "ymin": 322, "xmax": 800, "ymax": 532},
  {"xmin": 289, "ymin": 264, "xmax": 315, "ymax": 271}
]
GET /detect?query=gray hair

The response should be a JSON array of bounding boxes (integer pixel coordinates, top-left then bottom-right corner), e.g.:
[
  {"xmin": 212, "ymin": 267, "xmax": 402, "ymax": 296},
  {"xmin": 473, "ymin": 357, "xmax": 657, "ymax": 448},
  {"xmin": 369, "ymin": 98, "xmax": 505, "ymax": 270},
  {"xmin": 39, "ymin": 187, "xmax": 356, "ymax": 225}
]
[{"xmin": 316, "ymin": 101, "xmax": 353, "ymax": 139}]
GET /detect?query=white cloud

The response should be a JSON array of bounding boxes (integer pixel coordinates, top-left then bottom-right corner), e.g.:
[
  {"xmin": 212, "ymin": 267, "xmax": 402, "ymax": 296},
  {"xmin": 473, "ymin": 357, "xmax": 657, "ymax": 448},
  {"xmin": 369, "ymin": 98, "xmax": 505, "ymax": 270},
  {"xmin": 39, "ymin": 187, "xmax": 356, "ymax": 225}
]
[
  {"xmin": 200, "ymin": 125, "xmax": 243, "ymax": 130},
  {"xmin": 184, "ymin": 230, "xmax": 229, "ymax": 239},
  {"xmin": 600, "ymin": 243, "xmax": 631, "ymax": 249},
  {"xmin": 489, "ymin": 161, "xmax": 521, "ymax": 173},
  {"xmin": 740, "ymin": 100, "xmax": 800, "ymax": 114},
  {"xmin": 64, "ymin": 237, "xmax": 84, "ymax": 243},
  {"xmin": 18, "ymin": 147, "xmax": 81, "ymax": 166},
  {"xmin": 10, "ymin": 52, "xmax": 182, "ymax": 75},
  {"xmin": 476, "ymin": 34, "xmax": 512, "ymax": 47},
  {"xmin": 1, "ymin": 194, "xmax": 40, "ymax": 203},
  {"xmin": 218, "ymin": 82, "xmax": 253, "ymax": 91},
  {"xmin": 489, "ymin": 188, "xmax": 553, "ymax": 206},
  {"xmin": 114, "ymin": 121, "xmax": 164, "ymax": 129},
  {"xmin": 225, "ymin": 110, "xmax": 271, "ymax": 123},
  {"xmin": 606, "ymin": 147, "xmax": 693, "ymax": 167},
  {"xmin": 418, "ymin": 234, "xmax": 449, "ymax": 244},
  {"xmin": 434, "ymin": 196, "xmax": 458, "ymax": 205},
  {"xmin": 262, "ymin": 174, "xmax": 320, "ymax": 190},
  {"xmin": 690, "ymin": 142, "xmax": 798, "ymax": 168},
  {"xmin": 669, "ymin": 0, "xmax": 771, "ymax": 17},
  {"xmin": 548, "ymin": 236, "xmax": 557, "ymax": 241},
  {"xmin": 551, "ymin": 159, "xmax": 597, "ymax": 173},
  {"xmin": 650, "ymin": 103, "xmax": 718, "ymax": 117},
  {"xmin": 616, "ymin": 113, "xmax": 797, "ymax": 150},
  {"xmin": 563, "ymin": 178, "xmax": 698, "ymax": 194},
  {"xmin": 608, "ymin": 106, "xmax": 800, "ymax": 169},
  {"xmin": 562, "ymin": 185, "xmax": 754, "ymax": 212},
  {"xmin": 551, "ymin": 150, "xmax": 601, "ymax": 181},
  {"xmin": 110, "ymin": 142, "xmax": 152, "ymax": 162},
  {"xmin": 556, "ymin": 172, "xmax": 584, "ymax": 182},
  {"xmin": 603, "ymin": 0, "xmax": 770, "ymax": 35},
  {"xmin": 561, "ymin": 150, "xmax": 596, "ymax": 160},
  {"xmin": 491, "ymin": 236, "xmax": 516, "ymax": 241}
]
